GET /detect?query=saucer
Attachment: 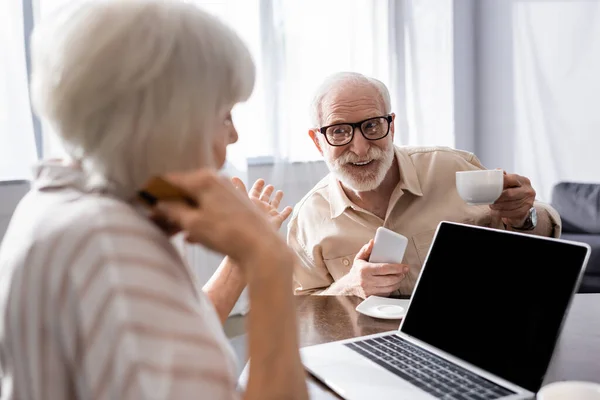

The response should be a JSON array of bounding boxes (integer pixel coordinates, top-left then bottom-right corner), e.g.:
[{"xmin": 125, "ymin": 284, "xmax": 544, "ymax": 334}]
[
  {"xmin": 538, "ymin": 381, "xmax": 600, "ymax": 400},
  {"xmin": 355, "ymin": 296, "xmax": 410, "ymax": 320}
]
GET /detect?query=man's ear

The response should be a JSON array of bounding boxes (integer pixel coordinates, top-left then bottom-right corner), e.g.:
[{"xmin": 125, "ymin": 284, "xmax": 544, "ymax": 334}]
[
  {"xmin": 390, "ymin": 113, "xmax": 396, "ymax": 140},
  {"xmin": 309, "ymin": 129, "xmax": 324, "ymax": 156}
]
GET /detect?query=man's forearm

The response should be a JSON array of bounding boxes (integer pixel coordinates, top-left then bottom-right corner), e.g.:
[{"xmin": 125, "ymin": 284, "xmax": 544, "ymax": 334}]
[{"xmin": 203, "ymin": 257, "xmax": 246, "ymax": 324}]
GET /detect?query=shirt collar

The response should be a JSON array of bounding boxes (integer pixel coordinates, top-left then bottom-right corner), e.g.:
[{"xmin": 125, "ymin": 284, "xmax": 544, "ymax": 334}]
[
  {"xmin": 328, "ymin": 173, "xmax": 355, "ymax": 218},
  {"xmin": 31, "ymin": 159, "xmax": 134, "ymax": 201},
  {"xmin": 328, "ymin": 145, "xmax": 423, "ymax": 218},
  {"xmin": 395, "ymin": 145, "xmax": 423, "ymax": 198},
  {"xmin": 31, "ymin": 160, "xmax": 87, "ymax": 191}
]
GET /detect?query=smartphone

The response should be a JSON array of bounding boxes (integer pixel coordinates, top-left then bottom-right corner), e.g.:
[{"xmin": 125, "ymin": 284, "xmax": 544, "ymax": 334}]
[
  {"xmin": 369, "ymin": 227, "xmax": 408, "ymax": 264},
  {"xmin": 138, "ymin": 176, "xmax": 197, "ymax": 207}
]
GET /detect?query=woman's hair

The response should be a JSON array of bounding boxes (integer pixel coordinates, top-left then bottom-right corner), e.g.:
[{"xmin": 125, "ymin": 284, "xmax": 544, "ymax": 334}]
[{"xmin": 30, "ymin": 0, "xmax": 255, "ymax": 193}]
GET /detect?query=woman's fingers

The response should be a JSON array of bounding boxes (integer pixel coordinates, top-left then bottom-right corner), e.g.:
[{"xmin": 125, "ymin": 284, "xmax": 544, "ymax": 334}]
[
  {"xmin": 156, "ymin": 201, "xmax": 196, "ymax": 225},
  {"xmin": 148, "ymin": 211, "xmax": 182, "ymax": 236},
  {"xmin": 230, "ymin": 176, "xmax": 247, "ymax": 193},
  {"xmin": 163, "ymin": 170, "xmax": 213, "ymax": 195}
]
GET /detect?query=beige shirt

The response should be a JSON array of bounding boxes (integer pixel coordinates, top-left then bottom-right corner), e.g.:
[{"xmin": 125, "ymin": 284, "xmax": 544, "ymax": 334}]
[
  {"xmin": 288, "ymin": 146, "xmax": 561, "ymax": 295},
  {"xmin": 0, "ymin": 162, "xmax": 239, "ymax": 399}
]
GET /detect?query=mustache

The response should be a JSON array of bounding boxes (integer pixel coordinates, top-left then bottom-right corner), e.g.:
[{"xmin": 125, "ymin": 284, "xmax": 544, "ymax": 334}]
[{"xmin": 335, "ymin": 147, "xmax": 387, "ymax": 165}]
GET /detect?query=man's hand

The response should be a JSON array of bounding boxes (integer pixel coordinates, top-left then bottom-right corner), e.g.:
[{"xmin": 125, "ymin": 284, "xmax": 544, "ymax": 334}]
[
  {"xmin": 335, "ymin": 240, "xmax": 409, "ymax": 299},
  {"xmin": 231, "ymin": 177, "xmax": 293, "ymax": 230},
  {"xmin": 489, "ymin": 171, "xmax": 536, "ymax": 228},
  {"xmin": 148, "ymin": 177, "xmax": 293, "ymax": 236},
  {"xmin": 154, "ymin": 171, "xmax": 289, "ymax": 265}
]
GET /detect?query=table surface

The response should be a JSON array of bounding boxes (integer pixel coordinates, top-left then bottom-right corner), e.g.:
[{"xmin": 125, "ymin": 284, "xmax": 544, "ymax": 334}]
[{"xmin": 294, "ymin": 294, "xmax": 600, "ymax": 398}]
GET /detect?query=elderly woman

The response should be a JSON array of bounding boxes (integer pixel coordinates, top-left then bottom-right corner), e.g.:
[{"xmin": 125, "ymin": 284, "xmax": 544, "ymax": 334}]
[{"xmin": 0, "ymin": 1, "xmax": 307, "ymax": 399}]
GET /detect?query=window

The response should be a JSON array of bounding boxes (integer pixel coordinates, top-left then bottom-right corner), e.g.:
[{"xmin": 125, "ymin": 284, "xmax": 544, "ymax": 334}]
[
  {"xmin": 0, "ymin": 0, "xmax": 38, "ymax": 180},
  {"xmin": 13, "ymin": 0, "xmax": 455, "ymax": 169},
  {"xmin": 194, "ymin": 0, "xmax": 394, "ymax": 162}
]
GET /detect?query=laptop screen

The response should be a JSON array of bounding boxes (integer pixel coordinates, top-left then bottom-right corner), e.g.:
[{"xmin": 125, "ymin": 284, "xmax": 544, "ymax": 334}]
[{"xmin": 400, "ymin": 222, "xmax": 589, "ymax": 392}]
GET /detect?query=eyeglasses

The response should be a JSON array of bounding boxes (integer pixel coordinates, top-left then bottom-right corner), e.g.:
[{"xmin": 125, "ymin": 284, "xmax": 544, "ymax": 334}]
[{"xmin": 318, "ymin": 115, "xmax": 393, "ymax": 147}]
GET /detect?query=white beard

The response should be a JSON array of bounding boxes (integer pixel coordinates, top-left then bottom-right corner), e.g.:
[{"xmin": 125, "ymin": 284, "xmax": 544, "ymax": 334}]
[{"xmin": 324, "ymin": 144, "xmax": 395, "ymax": 192}]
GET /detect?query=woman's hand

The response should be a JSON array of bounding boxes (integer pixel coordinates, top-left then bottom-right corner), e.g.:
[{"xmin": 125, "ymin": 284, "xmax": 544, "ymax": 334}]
[
  {"xmin": 231, "ymin": 177, "xmax": 293, "ymax": 230},
  {"xmin": 154, "ymin": 170, "xmax": 289, "ymax": 266}
]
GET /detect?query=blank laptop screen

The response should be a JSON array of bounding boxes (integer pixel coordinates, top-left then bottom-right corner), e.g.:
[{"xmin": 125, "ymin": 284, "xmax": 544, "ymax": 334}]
[{"xmin": 400, "ymin": 222, "xmax": 589, "ymax": 393}]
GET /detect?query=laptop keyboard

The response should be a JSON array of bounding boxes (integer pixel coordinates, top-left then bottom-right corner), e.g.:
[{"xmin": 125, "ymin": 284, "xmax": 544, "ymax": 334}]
[{"xmin": 345, "ymin": 334, "xmax": 516, "ymax": 400}]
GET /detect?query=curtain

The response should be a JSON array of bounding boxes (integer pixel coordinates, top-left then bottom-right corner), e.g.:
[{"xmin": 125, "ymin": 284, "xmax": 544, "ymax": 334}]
[
  {"xmin": 513, "ymin": 0, "xmax": 600, "ymax": 202},
  {"xmin": 270, "ymin": 0, "xmax": 394, "ymax": 161},
  {"xmin": 196, "ymin": 0, "xmax": 456, "ymax": 162},
  {"xmin": 30, "ymin": 0, "xmax": 457, "ymax": 163},
  {"xmin": 0, "ymin": 0, "xmax": 38, "ymax": 181},
  {"xmin": 402, "ymin": 0, "xmax": 454, "ymax": 147},
  {"xmin": 196, "ymin": 0, "xmax": 402, "ymax": 162}
]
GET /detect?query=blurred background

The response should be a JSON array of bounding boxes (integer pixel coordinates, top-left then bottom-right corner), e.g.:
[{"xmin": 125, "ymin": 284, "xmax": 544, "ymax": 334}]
[{"xmin": 2, "ymin": 0, "xmax": 600, "ymax": 314}]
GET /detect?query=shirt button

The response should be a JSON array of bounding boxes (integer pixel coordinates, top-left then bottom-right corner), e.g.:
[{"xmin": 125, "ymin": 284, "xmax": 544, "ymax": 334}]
[{"xmin": 342, "ymin": 258, "xmax": 350, "ymax": 266}]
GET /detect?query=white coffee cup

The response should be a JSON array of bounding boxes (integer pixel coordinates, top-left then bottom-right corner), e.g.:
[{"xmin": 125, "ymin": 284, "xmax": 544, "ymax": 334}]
[
  {"xmin": 455, "ymin": 170, "xmax": 504, "ymax": 205},
  {"xmin": 537, "ymin": 381, "xmax": 600, "ymax": 400}
]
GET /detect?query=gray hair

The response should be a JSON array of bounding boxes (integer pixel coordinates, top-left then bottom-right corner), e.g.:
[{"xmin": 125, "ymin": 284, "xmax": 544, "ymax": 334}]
[
  {"xmin": 30, "ymin": 0, "xmax": 255, "ymax": 194},
  {"xmin": 309, "ymin": 72, "xmax": 391, "ymax": 128}
]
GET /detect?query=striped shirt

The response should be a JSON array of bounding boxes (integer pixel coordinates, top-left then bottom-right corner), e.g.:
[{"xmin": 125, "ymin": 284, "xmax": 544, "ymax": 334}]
[{"xmin": 0, "ymin": 162, "xmax": 239, "ymax": 399}]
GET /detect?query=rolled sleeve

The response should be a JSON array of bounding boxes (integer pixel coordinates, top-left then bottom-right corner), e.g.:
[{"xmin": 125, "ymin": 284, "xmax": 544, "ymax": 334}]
[
  {"xmin": 287, "ymin": 217, "xmax": 333, "ymax": 295},
  {"xmin": 533, "ymin": 201, "xmax": 562, "ymax": 238}
]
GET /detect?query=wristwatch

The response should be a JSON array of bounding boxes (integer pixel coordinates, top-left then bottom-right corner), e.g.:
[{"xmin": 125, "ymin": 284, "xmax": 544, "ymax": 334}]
[{"xmin": 512, "ymin": 207, "xmax": 537, "ymax": 231}]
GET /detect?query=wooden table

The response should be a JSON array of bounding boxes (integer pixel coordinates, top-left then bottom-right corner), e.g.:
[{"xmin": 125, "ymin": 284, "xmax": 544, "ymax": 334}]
[{"xmin": 295, "ymin": 294, "xmax": 600, "ymax": 398}]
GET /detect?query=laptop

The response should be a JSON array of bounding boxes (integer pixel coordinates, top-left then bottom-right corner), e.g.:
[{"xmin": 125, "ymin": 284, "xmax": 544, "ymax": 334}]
[{"xmin": 300, "ymin": 221, "xmax": 591, "ymax": 400}]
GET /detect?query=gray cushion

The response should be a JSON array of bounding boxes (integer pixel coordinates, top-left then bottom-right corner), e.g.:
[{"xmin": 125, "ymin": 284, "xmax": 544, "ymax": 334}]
[
  {"xmin": 579, "ymin": 274, "xmax": 600, "ymax": 293},
  {"xmin": 560, "ymin": 232, "xmax": 600, "ymax": 276},
  {"xmin": 552, "ymin": 182, "xmax": 600, "ymax": 234}
]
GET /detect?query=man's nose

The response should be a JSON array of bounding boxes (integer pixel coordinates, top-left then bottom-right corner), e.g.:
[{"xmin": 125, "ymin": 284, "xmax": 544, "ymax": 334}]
[{"xmin": 348, "ymin": 127, "xmax": 370, "ymax": 157}]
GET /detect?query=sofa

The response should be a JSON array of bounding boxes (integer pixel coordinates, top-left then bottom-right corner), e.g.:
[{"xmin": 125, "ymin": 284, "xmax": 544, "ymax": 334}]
[{"xmin": 551, "ymin": 182, "xmax": 600, "ymax": 293}]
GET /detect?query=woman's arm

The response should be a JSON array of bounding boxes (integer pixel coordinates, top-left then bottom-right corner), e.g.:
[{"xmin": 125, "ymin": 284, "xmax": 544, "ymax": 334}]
[
  {"xmin": 204, "ymin": 235, "xmax": 307, "ymax": 399},
  {"xmin": 243, "ymin": 247, "xmax": 308, "ymax": 400},
  {"xmin": 157, "ymin": 172, "xmax": 307, "ymax": 400}
]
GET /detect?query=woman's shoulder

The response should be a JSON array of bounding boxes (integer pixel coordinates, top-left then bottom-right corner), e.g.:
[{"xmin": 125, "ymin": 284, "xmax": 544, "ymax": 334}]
[
  {"xmin": 37, "ymin": 189, "xmax": 152, "ymax": 232},
  {"xmin": 1, "ymin": 189, "xmax": 188, "ymax": 308},
  {"xmin": 2, "ymin": 188, "xmax": 171, "ymax": 268}
]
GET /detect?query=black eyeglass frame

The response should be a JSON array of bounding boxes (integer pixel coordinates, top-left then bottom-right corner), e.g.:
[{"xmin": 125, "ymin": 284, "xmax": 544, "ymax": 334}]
[{"xmin": 318, "ymin": 114, "xmax": 393, "ymax": 147}]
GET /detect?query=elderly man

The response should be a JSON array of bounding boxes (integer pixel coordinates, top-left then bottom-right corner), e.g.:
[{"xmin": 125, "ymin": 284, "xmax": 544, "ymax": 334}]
[{"xmin": 287, "ymin": 72, "xmax": 561, "ymax": 298}]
